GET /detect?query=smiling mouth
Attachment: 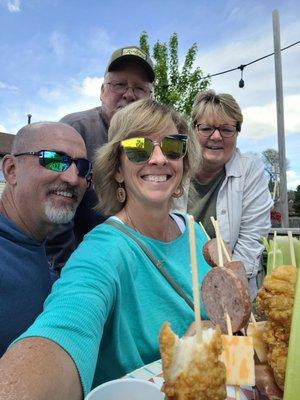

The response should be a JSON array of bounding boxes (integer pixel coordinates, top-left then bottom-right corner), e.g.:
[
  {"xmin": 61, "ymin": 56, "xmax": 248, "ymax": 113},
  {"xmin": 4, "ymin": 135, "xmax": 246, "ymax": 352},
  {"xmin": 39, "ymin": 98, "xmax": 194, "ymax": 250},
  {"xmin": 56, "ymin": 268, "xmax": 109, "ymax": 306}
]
[
  {"xmin": 206, "ymin": 145, "xmax": 223, "ymax": 150},
  {"xmin": 48, "ymin": 189, "xmax": 77, "ymax": 201},
  {"xmin": 141, "ymin": 174, "xmax": 171, "ymax": 182}
]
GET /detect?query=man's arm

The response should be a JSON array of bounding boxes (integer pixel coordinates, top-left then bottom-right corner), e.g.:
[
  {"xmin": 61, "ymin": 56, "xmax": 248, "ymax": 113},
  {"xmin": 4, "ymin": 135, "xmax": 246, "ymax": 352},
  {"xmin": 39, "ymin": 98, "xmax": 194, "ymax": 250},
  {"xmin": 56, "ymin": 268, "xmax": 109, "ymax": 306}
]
[{"xmin": 0, "ymin": 338, "xmax": 82, "ymax": 400}]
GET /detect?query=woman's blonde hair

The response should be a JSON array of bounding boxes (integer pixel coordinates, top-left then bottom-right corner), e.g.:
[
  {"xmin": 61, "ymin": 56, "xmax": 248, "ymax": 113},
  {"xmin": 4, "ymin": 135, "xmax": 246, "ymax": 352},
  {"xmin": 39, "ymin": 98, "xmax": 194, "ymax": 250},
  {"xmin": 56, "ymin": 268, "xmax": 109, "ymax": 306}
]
[
  {"xmin": 93, "ymin": 99, "xmax": 200, "ymax": 216},
  {"xmin": 191, "ymin": 89, "xmax": 243, "ymax": 130}
]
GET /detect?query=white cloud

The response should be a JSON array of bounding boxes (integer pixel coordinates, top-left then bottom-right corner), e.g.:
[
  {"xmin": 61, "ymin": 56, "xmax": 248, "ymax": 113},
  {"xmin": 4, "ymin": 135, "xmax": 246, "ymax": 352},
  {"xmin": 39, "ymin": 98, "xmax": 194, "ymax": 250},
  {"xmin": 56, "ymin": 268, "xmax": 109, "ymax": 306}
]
[
  {"xmin": 0, "ymin": 124, "xmax": 8, "ymax": 133},
  {"xmin": 287, "ymin": 170, "xmax": 298, "ymax": 179},
  {"xmin": 285, "ymin": 95, "xmax": 300, "ymax": 132},
  {"xmin": 38, "ymin": 88, "xmax": 63, "ymax": 102},
  {"xmin": 0, "ymin": 74, "xmax": 104, "ymax": 133},
  {"xmin": 287, "ymin": 170, "xmax": 300, "ymax": 190},
  {"xmin": 197, "ymin": 20, "xmax": 300, "ymax": 109},
  {"xmin": 242, "ymin": 94, "xmax": 300, "ymax": 139},
  {"xmin": 73, "ymin": 76, "xmax": 103, "ymax": 99},
  {"xmin": 0, "ymin": 81, "xmax": 18, "ymax": 91},
  {"xmin": 0, "ymin": 0, "xmax": 21, "ymax": 12}
]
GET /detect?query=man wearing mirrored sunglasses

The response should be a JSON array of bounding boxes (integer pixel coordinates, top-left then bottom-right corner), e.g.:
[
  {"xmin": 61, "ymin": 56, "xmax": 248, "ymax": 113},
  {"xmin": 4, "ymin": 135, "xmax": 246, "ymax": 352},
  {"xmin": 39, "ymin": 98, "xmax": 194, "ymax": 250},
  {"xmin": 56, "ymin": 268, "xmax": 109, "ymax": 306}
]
[
  {"xmin": 46, "ymin": 46, "xmax": 155, "ymax": 272},
  {"xmin": 0, "ymin": 122, "xmax": 89, "ymax": 356}
]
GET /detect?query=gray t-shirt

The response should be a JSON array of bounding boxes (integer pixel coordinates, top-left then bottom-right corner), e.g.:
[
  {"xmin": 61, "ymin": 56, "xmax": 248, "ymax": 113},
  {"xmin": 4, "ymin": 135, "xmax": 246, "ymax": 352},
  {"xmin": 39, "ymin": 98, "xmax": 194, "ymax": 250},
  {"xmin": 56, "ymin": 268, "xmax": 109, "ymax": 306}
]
[
  {"xmin": 60, "ymin": 106, "xmax": 108, "ymax": 161},
  {"xmin": 188, "ymin": 169, "xmax": 226, "ymax": 239}
]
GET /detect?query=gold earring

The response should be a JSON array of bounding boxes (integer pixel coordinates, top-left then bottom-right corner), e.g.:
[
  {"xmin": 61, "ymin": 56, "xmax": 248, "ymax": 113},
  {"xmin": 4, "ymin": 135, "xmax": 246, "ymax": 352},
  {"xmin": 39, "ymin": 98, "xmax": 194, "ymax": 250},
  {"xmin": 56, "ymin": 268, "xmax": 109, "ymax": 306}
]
[
  {"xmin": 172, "ymin": 186, "xmax": 183, "ymax": 198},
  {"xmin": 116, "ymin": 183, "xmax": 126, "ymax": 203}
]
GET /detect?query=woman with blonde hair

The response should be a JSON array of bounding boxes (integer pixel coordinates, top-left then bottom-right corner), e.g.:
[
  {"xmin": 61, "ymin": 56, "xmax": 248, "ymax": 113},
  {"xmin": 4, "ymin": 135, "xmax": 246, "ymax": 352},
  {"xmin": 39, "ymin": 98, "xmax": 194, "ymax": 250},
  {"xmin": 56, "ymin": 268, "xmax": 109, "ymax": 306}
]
[
  {"xmin": 0, "ymin": 99, "xmax": 210, "ymax": 400},
  {"xmin": 189, "ymin": 89, "xmax": 273, "ymax": 299}
]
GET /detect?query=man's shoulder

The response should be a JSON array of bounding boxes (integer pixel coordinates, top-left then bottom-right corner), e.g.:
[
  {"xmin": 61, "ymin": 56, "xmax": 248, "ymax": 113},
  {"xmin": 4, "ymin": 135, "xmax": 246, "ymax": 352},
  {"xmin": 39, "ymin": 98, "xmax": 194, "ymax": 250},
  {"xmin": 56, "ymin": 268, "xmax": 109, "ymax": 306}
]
[
  {"xmin": 60, "ymin": 106, "xmax": 102, "ymax": 124},
  {"xmin": 59, "ymin": 106, "xmax": 108, "ymax": 145}
]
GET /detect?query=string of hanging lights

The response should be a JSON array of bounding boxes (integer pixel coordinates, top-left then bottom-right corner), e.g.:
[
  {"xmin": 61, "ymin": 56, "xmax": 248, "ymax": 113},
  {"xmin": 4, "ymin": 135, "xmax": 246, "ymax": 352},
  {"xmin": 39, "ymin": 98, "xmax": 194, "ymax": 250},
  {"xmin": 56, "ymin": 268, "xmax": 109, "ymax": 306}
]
[{"xmin": 201, "ymin": 40, "xmax": 300, "ymax": 88}]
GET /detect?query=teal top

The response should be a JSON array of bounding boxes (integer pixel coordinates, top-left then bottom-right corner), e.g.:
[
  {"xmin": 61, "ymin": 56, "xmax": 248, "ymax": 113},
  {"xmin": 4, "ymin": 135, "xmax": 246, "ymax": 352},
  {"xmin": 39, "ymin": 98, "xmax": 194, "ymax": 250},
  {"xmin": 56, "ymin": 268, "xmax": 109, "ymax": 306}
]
[{"xmin": 17, "ymin": 213, "xmax": 210, "ymax": 396}]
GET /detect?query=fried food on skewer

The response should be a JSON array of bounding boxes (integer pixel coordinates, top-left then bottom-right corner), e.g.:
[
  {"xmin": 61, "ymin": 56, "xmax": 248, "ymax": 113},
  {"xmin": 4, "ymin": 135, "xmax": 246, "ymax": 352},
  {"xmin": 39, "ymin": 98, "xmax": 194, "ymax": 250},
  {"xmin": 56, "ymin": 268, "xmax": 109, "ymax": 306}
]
[
  {"xmin": 159, "ymin": 323, "xmax": 227, "ymax": 400},
  {"xmin": 256, "ymin": 265, "xmax": 297, "ymax": 390}
]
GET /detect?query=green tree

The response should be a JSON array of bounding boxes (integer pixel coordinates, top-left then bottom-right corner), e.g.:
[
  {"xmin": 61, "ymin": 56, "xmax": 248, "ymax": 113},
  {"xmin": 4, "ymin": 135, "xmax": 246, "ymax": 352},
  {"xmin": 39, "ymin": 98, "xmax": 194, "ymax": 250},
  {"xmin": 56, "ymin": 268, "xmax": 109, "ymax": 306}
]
[
  {"xmin": 262, "ymin": 148, "xmax": 290, "ymax": 196},
  {"xmin": 139, "ymin": 32, "xmax": 210, "ymax": 117},
  {"xmin": 294, "ymin": 185, "xmax": 300, "ymax": 216}
]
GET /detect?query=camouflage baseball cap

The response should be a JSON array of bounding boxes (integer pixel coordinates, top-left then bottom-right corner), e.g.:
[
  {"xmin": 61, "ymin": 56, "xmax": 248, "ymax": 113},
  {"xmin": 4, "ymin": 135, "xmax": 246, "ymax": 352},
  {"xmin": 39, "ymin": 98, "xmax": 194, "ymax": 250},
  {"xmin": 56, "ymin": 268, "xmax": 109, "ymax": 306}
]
[{"xmin": 105, "ymin": 46, "xmax": 155, "ymax": 83}]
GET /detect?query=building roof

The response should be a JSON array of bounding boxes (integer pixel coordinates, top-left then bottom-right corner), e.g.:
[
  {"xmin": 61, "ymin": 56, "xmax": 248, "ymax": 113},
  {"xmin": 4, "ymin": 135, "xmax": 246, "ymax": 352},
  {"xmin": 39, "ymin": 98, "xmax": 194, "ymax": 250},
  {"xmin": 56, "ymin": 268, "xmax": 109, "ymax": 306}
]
[{"xmin": 0, "ymin": 131, "xmax": 14, "ymax": 155}]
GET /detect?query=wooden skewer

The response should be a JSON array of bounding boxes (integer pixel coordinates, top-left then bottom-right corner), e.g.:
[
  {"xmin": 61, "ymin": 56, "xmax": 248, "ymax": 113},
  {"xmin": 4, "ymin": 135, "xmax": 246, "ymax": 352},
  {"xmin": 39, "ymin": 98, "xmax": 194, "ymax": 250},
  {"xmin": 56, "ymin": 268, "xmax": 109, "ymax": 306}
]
[
  {"xmin": 188, "ymin": 215, "xmax": 202, "ymax": 344},
  {"xmin": 288, "ymin": 231, "xmax": 296, "ymax": 267},
  {"xmin": 225, "ymin": 313, "xmax": 233, "ymax": 336},
  {"xmin": 210, "ymin": 217, "xmax": 224, "ymax": 267},
  {"xmin": 272, "ymin": 231, "xmax": 277, "ymax": 272},
  {"xmin": 210, "ymin": 217, "xmax": 231, "ymax": 262},
  {"xmin": 199, "ymin": 221, "xmax": 210, "ymax": 240},
  {"xmin": 221, "ymin": 240, "xmax": 231, "ymax": 263},
  {"xmin": 212, "ymin": 217, "xmax": 236, "ymax": 338},
  {"xmin": 212, "ymin": 217, "xmax": 241, "ymax": 399},
  {"xmin": 211, "ymin": 218, "xmax": 229, "ymax": 331},
  {"xmin": 235, "ymin": 384, "xmax": 241, "ymax": 400},
  {"xmin": 250, "ymin": 313, "xmax": 258, "ymax": 329}
]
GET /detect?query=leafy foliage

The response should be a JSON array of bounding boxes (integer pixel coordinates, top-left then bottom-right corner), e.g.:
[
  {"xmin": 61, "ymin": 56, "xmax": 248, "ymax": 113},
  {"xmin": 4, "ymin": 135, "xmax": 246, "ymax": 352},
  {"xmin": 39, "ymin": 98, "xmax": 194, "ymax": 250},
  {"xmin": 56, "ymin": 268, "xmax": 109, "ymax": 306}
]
[
  {"xmin": 262, "ymin": 148, "xmax": 290, "ymax": 197},
  {"xmin": 139, "ymin": 32, "xmax": 210, "ymax": 117},
  {"xmin": 262, "ymin": 149, "xmax": 280, "ymax": 183},
  {"xmin": 294, "ymin": 185, "xmax": 300, "ymax": 216},
  {"xmin": 262, "ymin": 148, "xmax": 290, "ymax": 181}
]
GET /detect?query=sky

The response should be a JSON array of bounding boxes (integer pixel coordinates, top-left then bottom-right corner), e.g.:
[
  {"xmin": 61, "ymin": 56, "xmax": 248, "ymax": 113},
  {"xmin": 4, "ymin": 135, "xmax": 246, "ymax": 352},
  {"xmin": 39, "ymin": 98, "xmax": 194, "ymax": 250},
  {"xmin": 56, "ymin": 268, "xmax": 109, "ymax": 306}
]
[{"xmin": 0, "ymin": 0, "xmax": 299, "ymax": 189}]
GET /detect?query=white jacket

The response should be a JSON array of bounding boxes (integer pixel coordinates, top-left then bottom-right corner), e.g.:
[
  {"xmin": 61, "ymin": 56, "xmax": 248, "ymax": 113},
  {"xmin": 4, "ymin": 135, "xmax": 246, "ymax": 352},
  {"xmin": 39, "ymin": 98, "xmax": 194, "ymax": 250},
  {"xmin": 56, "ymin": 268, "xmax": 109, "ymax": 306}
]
[{"xmin": 216, "ymin": 149, "xmax": 273, "ymax": 298}]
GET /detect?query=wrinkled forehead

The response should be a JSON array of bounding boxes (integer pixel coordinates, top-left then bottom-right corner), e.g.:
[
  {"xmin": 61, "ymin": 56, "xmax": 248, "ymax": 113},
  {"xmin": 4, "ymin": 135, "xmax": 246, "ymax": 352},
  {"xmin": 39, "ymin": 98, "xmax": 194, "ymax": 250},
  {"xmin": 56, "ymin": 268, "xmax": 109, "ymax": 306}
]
[
  {"xmin": 105, "ymin": 63, "xmax": 151, "ymax": 84},
  {"xmin": 28, "ymin": 125, "xmax": 87, "ymax": 158}
]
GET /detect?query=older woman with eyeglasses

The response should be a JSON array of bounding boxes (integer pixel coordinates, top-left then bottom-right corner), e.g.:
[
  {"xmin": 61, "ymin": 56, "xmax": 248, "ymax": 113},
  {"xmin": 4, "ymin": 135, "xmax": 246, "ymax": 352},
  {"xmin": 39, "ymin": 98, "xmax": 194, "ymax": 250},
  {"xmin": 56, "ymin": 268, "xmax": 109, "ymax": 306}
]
[
  {"xmin": 188, "ymin": 90, "xmax": 273, "ymax": 300},
  {"xmin": 0, "ymin": 99, "xmax": 211, "ymax": 400}
]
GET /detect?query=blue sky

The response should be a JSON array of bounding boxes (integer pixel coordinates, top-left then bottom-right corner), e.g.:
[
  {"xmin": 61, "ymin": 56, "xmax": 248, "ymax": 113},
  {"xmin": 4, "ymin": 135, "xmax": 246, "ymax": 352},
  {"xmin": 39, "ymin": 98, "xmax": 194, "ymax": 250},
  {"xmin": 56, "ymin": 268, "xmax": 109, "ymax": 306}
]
[{"xmin": 0, "ymin": 0, "xmax": 299, "ymax": 188}]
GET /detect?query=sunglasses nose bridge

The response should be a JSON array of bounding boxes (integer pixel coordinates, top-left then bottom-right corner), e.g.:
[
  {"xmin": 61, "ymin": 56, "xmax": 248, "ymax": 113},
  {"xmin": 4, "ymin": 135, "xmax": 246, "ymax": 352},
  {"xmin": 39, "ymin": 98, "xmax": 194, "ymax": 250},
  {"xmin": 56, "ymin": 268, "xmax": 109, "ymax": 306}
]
[
  {"xmin": 60, "ymin": 160, "xmax": 81, "ymax": 183},
  {"xmin": 148, "ymin": 140, "xmax": 167, "ymax": 164}
]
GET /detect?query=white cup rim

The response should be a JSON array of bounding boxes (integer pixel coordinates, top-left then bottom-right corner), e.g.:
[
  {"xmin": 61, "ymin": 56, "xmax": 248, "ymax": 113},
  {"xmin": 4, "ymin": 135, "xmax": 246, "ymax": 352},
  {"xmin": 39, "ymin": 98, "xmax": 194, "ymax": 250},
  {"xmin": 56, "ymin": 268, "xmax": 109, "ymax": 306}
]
[{"xmin": 85, "ymin": 378, "xmax": 163, "ymax": 399}]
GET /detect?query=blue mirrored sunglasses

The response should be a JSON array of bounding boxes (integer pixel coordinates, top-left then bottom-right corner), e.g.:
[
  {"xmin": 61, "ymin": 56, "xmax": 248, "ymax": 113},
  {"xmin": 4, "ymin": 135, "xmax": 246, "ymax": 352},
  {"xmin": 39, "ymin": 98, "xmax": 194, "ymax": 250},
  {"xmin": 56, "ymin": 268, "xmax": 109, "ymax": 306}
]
[{"xmin": 13, "ymin": 150, "xmax": 92, "ymax": 184}]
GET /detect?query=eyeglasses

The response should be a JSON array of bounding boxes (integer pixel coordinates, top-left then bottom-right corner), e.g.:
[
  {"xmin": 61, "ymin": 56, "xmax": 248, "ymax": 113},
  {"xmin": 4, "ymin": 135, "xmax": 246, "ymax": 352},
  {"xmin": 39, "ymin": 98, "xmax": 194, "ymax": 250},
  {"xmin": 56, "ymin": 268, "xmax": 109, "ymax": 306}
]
[
  {"xmin": 120, "ymin": 135, "xmax": 188, "ymax": 164},
  {"xmin": 13, "ymin": 150, "xmax": 92, "ymax": 183},
  {"xmin": 196, "ymin": 123, "xmax": 240, "ymax": 138},
  {"xmin": 105, "ymin": 81, "xmax": 152, "ymax": 98}
]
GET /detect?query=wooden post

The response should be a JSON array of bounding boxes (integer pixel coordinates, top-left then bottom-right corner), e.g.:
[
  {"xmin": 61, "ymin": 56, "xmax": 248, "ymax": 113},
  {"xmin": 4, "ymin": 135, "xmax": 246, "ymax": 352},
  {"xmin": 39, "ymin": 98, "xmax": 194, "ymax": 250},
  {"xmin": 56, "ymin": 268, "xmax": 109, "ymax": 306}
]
[{"xmin": 272, "ymin": 9, "xmax": 289, "ymax": 227}]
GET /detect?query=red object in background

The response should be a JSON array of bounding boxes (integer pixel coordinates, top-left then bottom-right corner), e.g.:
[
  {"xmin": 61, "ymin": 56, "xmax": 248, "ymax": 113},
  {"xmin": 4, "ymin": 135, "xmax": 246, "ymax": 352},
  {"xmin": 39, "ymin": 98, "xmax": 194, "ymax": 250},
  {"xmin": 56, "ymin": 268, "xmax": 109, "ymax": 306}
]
[{"xmin": 271, "ymin": 209, "xmax": 282, "ymax": 223}]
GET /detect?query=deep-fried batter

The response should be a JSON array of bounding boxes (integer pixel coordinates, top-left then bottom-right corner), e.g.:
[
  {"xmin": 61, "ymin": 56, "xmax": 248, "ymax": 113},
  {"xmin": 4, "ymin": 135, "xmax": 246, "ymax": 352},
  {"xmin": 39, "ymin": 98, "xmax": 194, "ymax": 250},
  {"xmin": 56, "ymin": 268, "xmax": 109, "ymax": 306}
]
[
  {"xmin": 256, "ymin": 265, "xmax": 297, "ymax": 391},
  {"xmin": 159, "ymin": 323, "xmax": 227, "ymax": 400}
]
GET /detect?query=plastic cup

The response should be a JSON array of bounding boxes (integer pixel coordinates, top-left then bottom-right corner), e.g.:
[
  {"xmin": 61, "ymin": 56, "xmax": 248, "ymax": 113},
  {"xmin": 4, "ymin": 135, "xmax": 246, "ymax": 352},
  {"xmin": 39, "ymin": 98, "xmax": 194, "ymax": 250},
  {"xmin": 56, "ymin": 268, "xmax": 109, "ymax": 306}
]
[{"xmin": 84, "ymin": 378, "xmax": 165, "ymax": 400}]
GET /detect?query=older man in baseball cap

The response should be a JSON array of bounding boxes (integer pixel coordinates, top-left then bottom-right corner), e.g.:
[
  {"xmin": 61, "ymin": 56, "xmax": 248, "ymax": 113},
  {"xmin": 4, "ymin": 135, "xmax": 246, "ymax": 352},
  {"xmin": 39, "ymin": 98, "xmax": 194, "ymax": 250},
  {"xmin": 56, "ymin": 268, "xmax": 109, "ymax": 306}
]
[{"xmin": 46, "ymin": 46, "xmax": 155, "ymax": 271}]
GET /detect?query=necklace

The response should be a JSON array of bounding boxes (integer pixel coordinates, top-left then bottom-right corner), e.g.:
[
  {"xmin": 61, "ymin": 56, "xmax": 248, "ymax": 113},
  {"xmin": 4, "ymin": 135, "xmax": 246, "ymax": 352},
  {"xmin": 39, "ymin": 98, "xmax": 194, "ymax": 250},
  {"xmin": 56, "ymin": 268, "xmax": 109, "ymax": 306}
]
[{"xmin": 124, "ymin": 208, "xmax": 173, "ymax": 242}]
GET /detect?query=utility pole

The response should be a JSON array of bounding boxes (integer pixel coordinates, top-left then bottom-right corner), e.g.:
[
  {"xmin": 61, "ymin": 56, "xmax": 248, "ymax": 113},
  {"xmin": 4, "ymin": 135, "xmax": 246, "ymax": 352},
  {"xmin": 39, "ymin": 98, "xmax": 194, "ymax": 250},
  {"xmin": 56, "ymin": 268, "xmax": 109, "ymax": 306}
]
[{"xmin": 272, "ymin": 9, "xmax": 289, "ymax": 227}]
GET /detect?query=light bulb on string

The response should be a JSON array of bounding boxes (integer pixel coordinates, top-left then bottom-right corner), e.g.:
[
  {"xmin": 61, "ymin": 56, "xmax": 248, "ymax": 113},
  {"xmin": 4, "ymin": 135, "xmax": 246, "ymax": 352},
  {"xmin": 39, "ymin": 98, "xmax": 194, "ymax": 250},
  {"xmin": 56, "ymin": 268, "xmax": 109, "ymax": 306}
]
[{"xmin": 238, "ymin": 65, "xmax": 245, "ymax": 88}]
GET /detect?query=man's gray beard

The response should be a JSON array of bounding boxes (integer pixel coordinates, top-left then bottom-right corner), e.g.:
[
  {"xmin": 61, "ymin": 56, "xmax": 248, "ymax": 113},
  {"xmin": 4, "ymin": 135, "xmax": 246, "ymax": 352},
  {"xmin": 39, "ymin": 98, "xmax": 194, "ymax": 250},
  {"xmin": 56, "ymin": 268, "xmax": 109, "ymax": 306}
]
[{"xmin": 44, "ymin": 201, "xmax": 76, "ymax": 224}]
